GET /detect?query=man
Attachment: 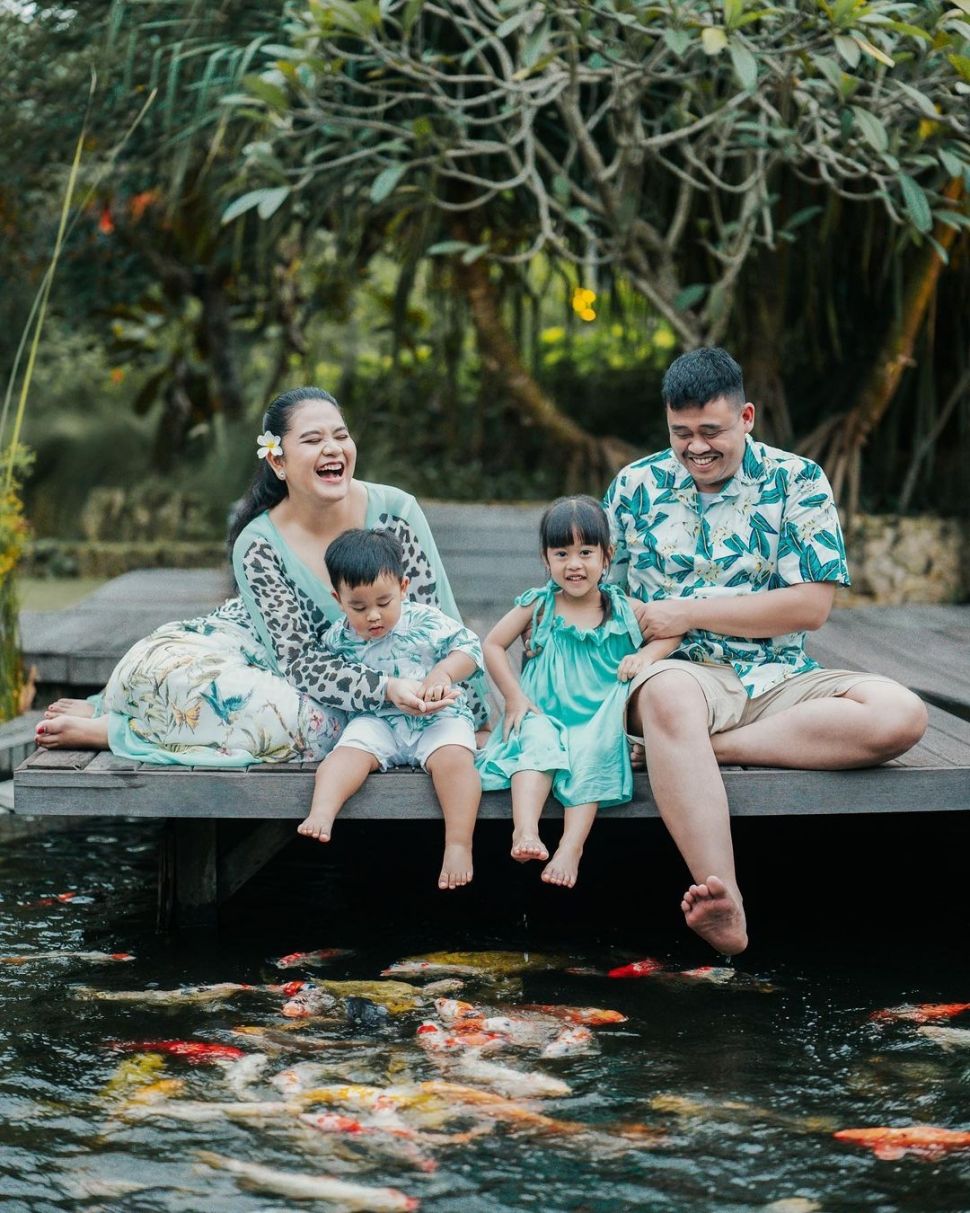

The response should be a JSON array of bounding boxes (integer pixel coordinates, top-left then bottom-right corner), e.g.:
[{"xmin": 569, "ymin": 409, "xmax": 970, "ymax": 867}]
[{"xmin": 603, "ymin": 347, "xmax": 927, "ymax": 956}]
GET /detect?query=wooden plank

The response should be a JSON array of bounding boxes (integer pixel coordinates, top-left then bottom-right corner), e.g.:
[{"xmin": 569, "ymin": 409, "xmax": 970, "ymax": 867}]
[
  {"xmin": 21, "ymin": 749, "xmax": 95, "ymax": 771},
  {"xmin": 84, "ymin": 752, "xmax": 141, "ymax": 773},
  {"xmin": 217, "ymin": 820, "xmax": 294, "ymax": 901}
]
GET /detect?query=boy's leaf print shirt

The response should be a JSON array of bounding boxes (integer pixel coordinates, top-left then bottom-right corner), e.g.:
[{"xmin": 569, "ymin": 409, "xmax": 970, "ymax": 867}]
[
  {"xmin": 603, "ymin": 437, "xmax": 850, "ymax": 697},
  {"xmin": 320, "ymin": 601, "xmax": 483, "ymax": 728}
]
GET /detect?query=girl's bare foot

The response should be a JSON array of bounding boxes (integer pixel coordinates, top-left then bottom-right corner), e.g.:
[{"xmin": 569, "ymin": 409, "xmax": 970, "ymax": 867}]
[
  {"xmin": 34, "ymin": 715, "xmax": 108, "ymax": 751},
  {"xmin": 541, "ymin": 843, "xmax": 583, "ymax": 888},
  {"xmin": 511, "ymin": 831, "xmax": 549, "ymax": 863},
  {"xmin": 297, "ymin": 809, "xmax": 336, "ymax": 843},
  {"xmin": 45, "ymin": 698, "xmax": 95, "ymax": 720},
  {"xmin": 439, "ymin": 843, "xmax": 473, "ymax": 890},
  {"xmin": 681, "ymin": 876, "xmax": 748, "ymax": 956}
]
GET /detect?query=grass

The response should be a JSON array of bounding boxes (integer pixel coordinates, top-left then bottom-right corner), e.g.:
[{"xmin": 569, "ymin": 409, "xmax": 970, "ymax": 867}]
[{"xmin": 18, "ymin": 577, "xmax": 105, "ymax": 612}]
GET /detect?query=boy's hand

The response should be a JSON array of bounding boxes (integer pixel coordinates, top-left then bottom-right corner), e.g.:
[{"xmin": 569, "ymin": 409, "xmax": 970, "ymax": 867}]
[
  {"xmin": 418, "ymin": 672, "xmax": 460, "ymax": 704},
  {"xmin": 617, "ymin": 651, "xmax": 652, "ymax": 682},
  {"xmin": 503, "ymin": 695, "xmax": 541, "ymax": 740}
]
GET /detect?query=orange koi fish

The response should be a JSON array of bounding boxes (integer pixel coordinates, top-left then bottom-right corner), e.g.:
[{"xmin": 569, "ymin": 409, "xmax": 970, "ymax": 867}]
[
  {"xmin": 272, "ymin": 948, "xmax": 353, "ymax": 969},
  {"xmin": 607, "ymin": 958, "xmax": 665, "ymax": 978},
  {"xmin": 870, "ymin": 1002, "xmax": 970, "ymax": 1025},
  {"xmin": 108, "ymin": 1040, "xmax": 247, "ymax": 1063},
  {"xmin": 519, "ymin": 1004, "xmax": 627, "ymax": 1026},
  {"xmin": 834, "ymin": 1124, "xmax": 970, "ymax": 1160}
]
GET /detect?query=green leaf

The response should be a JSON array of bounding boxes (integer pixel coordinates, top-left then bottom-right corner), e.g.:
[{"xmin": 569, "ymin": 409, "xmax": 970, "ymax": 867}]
[
  {"xmin": 243, "ymin": 74, "xmax": 289, "ymax": 110},
  {"xmin": 402, "ymin": 0, "xmax": 424, "ymax": 34},
  {"xmin": 496, "ymin": 12, "xmax": 526, "ymax": 37},
  {"xmin": 427, "ymin": 240, "xmax": 472, "ymax": 255},
  {"xmin": 895, "ymin": 80, "xmax": 940, "ymax": 118},
  {"xmin": 899, "ymin": 173, "xmax": 932, "ymax": 233},
  {"xmin": 729, "ymin": 42, "xmax": 758, "ymax": 89},
  {"xmin": 674, "ymin": 283, "xmax": 708, "ymax": 311},
  {"xmin": 460, "ymin": 244, "xmax": 489, "ymax": 264},
  {"xmin": 222, "ymin": 189, "xmax": 284, "ymax": 225},
  {"xmin": 565, "ymin": 206, "xmax": 590, "ymax": 224},
  {"xmin": 813, "ymin": 53, "xmax": 845, "ymax": 92},
  {"xmin": 939, "ymin": 147, "xmax": 965, "ymax": 177},
  {"xmin": 851, "ymin": 106, "xmax": 888, "ymax": 152},
  {"xmin": 663, "ymin": 28, "xmax": 691, "ymax": 56},
  {"xmin": 256, "ymin": 185, "xmax": 290, "ymax": 220},
  {"xmin": 853, "ymin": 34, "xmax": 894, "ymax": 68},
  {"xmin": 948, "ymin": 54, "xmax": 970, "ymax": 84},
  {"xmin": 782, "ymin": 205, "xmax": 823, "ymax": 232},
  {"xmin": 701, "ymin": 26, "xmax": 729, "ymax": 55},
  {"xmin": 925, "ymin": 234, "xmax": 949, "ymax": 265},
  {"xmin": 834, "ymin": 34, "xmax": 860, "ymax": 68},
  {"xmin": 370, "ymin": 163, "xmax": 408, "ymax": 203}
]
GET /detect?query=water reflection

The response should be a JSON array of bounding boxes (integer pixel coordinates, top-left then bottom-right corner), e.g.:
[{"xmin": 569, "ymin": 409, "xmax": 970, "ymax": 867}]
[{"xmin": 0, "ymin": 817, "xmax": 968, "ymax": 1212}]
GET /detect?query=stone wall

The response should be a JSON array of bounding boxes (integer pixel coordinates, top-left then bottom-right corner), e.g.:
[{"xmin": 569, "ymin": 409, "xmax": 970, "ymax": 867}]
[{"xmin": 840, "ymin": 514, "xmax": 970, "ymax": 606}]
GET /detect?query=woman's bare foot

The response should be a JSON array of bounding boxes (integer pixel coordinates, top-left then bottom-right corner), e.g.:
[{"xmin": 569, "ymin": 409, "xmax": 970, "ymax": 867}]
[
  {"xmin": 34, "ymin": 715, "xmax": 108, "ymax": 751},
  {"xmin": 511, "ymin": 830, "xmax": 549, "ymax": 863},
  {"xmin": 45, "ymin": 698, "xmax": 95, "ymax": 720},
  {"xmin": 439, "ymin": 842, "xmax": 473, "ymax": 890},
  {"xmin": 297, "ymin": 808, "xmax": 336, "ymax": 843},
  {"xmin": 681, "ymin": 876, "xmax": 748, "ymax": 956},
  {"xmin": 541, "ymin": 843, "xmax": 582, "ymax": 888}
]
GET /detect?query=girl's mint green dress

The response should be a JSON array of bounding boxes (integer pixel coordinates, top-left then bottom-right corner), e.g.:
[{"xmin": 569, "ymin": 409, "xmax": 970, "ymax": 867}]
[
  {"xmin": 476, "ymin": 581, "xmax": 641, "ymax": 808},
  {"xmin": 98, "ymin": 482, "xmax": 489, "ymax": 767}
]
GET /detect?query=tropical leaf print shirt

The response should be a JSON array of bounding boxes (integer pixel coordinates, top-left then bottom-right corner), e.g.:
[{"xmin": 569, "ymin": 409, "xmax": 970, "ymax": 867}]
[
  {"xmin": 603, "ymin": 437, "xmax": 850, "ymax": 697},
  {"xmin": 321, "ymin": 601, "xmax": 484, "ymax": 728}
]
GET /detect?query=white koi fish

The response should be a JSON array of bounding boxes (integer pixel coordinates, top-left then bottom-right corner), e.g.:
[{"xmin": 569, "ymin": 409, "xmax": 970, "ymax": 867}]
[
  {"xmin": 917, "ymin": 1025, "xmax": 970, "ymax": 1049},
  {"xmin": 194, "ymin": 1151, "xmax": 419, "ymax": 1209},
  {"xmin": 452, "ymin": 1056, "xmax": 571, "ymax": 1099}
]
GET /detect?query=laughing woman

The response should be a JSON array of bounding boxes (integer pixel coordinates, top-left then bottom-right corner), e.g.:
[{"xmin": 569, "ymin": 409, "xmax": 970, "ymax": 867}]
[{"xmin": 36, "ymin": 387, "xmax": 489, "ymax": 767}]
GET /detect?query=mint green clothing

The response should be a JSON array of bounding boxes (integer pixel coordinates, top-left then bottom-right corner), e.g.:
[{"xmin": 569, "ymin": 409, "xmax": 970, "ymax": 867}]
[
  {"xmin": 476, "ymin": 582, "xmax": 641, "ymax": 808},
  {"xmin": 100, "ymin": 481, "xmax": 487, "ymax": 766}
]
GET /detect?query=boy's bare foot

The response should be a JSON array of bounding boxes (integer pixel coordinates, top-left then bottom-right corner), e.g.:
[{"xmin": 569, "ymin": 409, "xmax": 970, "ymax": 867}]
[
  {"xmin": 511, "ymin": 831, "xmax": 549, "ymax": 863},
  {"xmin": 681, "ymin": 876, "xmax": 748, "ymax": 956},
  {"xmin": 297, "ymin": 809, "xmax": 336, "ymax": 843},
  {"xmin": 541, "ymin": 843, "xmax": 582, "ymax": 888},
  {"xmin": 438, "ymin": 843, "xmax": 473, "ymax": 890},
  {"xmin": 34, "ymin": 715, "xmax": 108, "ymax": 750},
  {"xmin": 45, "ymin": 698, "xmax": 95, "ymax": 720}
]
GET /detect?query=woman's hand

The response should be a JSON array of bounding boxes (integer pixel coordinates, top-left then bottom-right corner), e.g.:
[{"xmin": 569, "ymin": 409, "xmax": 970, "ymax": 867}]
[
  {"xmin": 617, "ymin": 651, "xmax": 652, "ymax": 683},
  {"xmin": 503, "ymin": 694, "xmax": 541, "ymax": 740},
  {"xmin": 385, "ymin": 677, "xmax": 459, "ymax": 716}
]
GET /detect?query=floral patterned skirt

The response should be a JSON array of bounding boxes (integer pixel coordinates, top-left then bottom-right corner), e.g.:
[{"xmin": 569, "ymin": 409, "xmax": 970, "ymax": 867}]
[{"xmin": 100, "ymin": 616, "xmax": 344, "ymax": 767}]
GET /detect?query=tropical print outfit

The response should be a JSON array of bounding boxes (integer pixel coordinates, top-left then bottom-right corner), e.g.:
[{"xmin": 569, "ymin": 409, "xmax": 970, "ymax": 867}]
[
  {"xmin": 476, "ymin": 581, "xmax": 642, "ymax": 808},
  {"xmin": 602, "ymin": 436, "xmax": 850, "ymax": 697},
  {"xmin": 322, "ymin": 601, "xmax": 483, "ymax": 730},
  {"xmin": 98, "ymin": 482, "xmax": 489, "ymax": 766}
]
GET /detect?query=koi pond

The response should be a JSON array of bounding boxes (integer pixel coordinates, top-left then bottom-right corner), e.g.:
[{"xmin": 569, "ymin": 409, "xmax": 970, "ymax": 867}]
[{"xmin": 0, "ymin": 815, "xmax": 967, "ymax": 1212}]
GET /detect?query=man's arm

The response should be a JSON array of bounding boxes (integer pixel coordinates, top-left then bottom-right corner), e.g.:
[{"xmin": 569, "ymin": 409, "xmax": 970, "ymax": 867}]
[{"xmin": 632, "ymin": 581, "xmax": 835, "ymax": 641}]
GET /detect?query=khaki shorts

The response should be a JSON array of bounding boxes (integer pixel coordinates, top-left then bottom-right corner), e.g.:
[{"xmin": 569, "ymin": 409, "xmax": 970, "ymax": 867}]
[{"xmin": 625, "ymin": 660, "xmax": 900, "ymax": 737}]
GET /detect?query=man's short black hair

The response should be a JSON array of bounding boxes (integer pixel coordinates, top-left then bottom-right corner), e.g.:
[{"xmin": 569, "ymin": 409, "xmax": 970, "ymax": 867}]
[
  {"xmin": 662, "ymin": 347, "xmax": 745, "ymax": 411},
  {"xmin": 325, "ymin": 528, "xmax": 405, "ymax": 592}
]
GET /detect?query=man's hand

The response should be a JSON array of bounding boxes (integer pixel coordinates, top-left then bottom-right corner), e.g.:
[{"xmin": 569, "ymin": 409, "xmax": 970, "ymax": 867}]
[
  {"xmin": 385, "ymin": 677, "xmax": 460, "ymax": 716},
  {"xmin": 502, "ymin": 693, "xmax": 542, "ymax": 741},
  {"xmin": 631, "ymin": 597, "xmax": 694, "ymax": 640}
]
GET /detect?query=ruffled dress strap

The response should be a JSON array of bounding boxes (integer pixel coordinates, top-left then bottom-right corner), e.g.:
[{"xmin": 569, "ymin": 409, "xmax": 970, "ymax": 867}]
[
  {"xmin": 513, "ymin": 581, "xmax": 559, "ymax": 654},
  {"xmin": 601, "ymin": 582, "xmax": 644, "ymax": 649}
]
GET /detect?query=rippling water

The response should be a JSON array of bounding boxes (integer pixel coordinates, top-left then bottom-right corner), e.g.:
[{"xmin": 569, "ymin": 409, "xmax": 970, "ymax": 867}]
[{"xmin": 0, "ymin": 815, "xmax": 968, "ymax": 1212}]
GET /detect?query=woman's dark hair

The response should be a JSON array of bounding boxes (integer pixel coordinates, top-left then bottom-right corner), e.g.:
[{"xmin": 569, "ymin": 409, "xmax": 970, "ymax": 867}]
[
  {"xmin": 325, "ymin": 528, "xmax": 404, "ymax": 592},
  {"xmin": 227, "ymin": 386, "xmax": 342, "ymax": 555},
  {"xmin": 539, "ymin": 495, "xmax": 611, "ymax": 556}
]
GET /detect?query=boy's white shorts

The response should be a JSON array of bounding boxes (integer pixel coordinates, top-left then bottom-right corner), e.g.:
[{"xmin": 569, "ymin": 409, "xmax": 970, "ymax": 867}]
[{"xmin": 334, "ymin": 713, "xmax": 476, "ymax": 771}]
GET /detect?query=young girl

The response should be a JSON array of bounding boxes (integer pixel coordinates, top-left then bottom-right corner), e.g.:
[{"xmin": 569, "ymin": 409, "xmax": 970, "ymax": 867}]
[{"xmin": 476, "ymin": 495, "xmax": 682, "ymax": 888}]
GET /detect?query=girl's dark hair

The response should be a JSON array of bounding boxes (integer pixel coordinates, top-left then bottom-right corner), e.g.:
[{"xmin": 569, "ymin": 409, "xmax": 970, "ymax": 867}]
[
  {"xmin": 325, "ymin": 528, "xmax": 404, "ymax": 592},
  {"xmin": 539, "ymin": 495, "xmax": 611, "ymax": 556},
  {"xmin": 227, "ymin": 386, "xmax": 342, "ymax": 555}
]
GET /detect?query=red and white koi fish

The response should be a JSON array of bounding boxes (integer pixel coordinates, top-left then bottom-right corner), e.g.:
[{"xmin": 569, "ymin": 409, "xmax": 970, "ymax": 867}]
[
  {"xmin": 272, "ymin": 948, "xmax": 354, "ymax": 969},
  {"xmin": 18, "ymin": 891, "xmax": 81, "ymax": 908},
  {"xmin": 607, "ymin": 958, "xmax": 665, "ymax": 978},
  {"xmin": 834, "ymin": 1124, "xmax": 970, "ymax": 1160},
  {"xmin": 870, "ymin": 1002, "xmax": 970, "ymax": 1024},
  {"xmin": 1, "ymin": 950, "xmax": 133, "ymax": 965},
  {"xmin": 195, "ymin": 1151, "xmax": 420, "ymax": 1209},
  {"xmin": 299, "ymin": 1110, "xmax": 437, "ymax": 1172},
  {"xmin": 539, "ymin": 1025, "xmax": 596, "ymax": 1058},
  {"xmin": 416, "ymin": 1022, "xmax": 505, "ymax": 1054},
  {"xmin": 519, "ymin": 1004, "xmax": 627, "ymax": 1026},
  {"xmin": 108, "ymin": 1040, "xmax": 247, "ymax": 1063},
  {"xmin": 281, "ymin": 986, "xmax": 339, "ymax": 1019}
]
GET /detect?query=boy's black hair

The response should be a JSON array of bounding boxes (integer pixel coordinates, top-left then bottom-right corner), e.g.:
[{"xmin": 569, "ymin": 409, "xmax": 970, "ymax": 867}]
[
  {"xmin": 539, "ymin": 495, "xmax": 611, "ymax": 555},
  {"xmin": 661, "ymin": 347, "xmax": 745, "ymax": 412},
  {"xmin": 325, "ymin": 528, "xmax": 405, "ymax": 592}
]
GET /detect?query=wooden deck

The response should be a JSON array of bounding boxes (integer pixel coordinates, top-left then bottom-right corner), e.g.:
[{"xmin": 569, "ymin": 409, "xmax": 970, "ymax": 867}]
[{"xmin": 12, "ymin": 503, "xmax": 970, "ymax": 924}]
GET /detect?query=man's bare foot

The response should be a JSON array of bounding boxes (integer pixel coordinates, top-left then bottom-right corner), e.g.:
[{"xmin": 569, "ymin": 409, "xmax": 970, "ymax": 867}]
[
  {"xmin": 541, "ymin": 843, "xmax": 582, "ymax": 888},
  {"xmin": 511, "ymin": 831, "xmax": 549, "ymax": 863},
  {"xmin": 681, "ymin": 876, "xmax": 748, "ymax": 956},
  {"xmin": 438, "ymin": 843, "xmax": 473, "ymax": 890},
  {"xmin": 45, "ymin": 698, "xmax": 95, "ymax": 720},
  {"xmin": 34, "ymin": 715, "xmax": 108, "ymax": 751},
  {"xmin": 297, "ymin": 809, "xmax": 336, "ymax": 843}
]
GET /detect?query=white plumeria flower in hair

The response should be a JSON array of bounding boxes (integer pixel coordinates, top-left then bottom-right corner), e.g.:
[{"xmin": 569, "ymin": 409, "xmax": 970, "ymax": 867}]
[{"xmin": 257, "ymin": 431, "xmax": 282, "ymax": 459}]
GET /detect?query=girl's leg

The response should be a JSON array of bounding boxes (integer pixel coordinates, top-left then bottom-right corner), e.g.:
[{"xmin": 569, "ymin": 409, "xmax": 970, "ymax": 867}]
[
  {"xmin": 35, "ymin": 715, "xmax": 108, "ymax": 750},
  {"xmin": 298, "ymin": 746, "xmax": 378, "ymax": 842},
  {"xmin": 425, "ymin": 745, "xmax": 480, "ymax": 890},
  {"xmin": 510, "ymin": 769, "xmax": 553, "ymax": 862},
  {"xmin": 542, "ymin": 803, "xmax": 597, "ymax": 888}
]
